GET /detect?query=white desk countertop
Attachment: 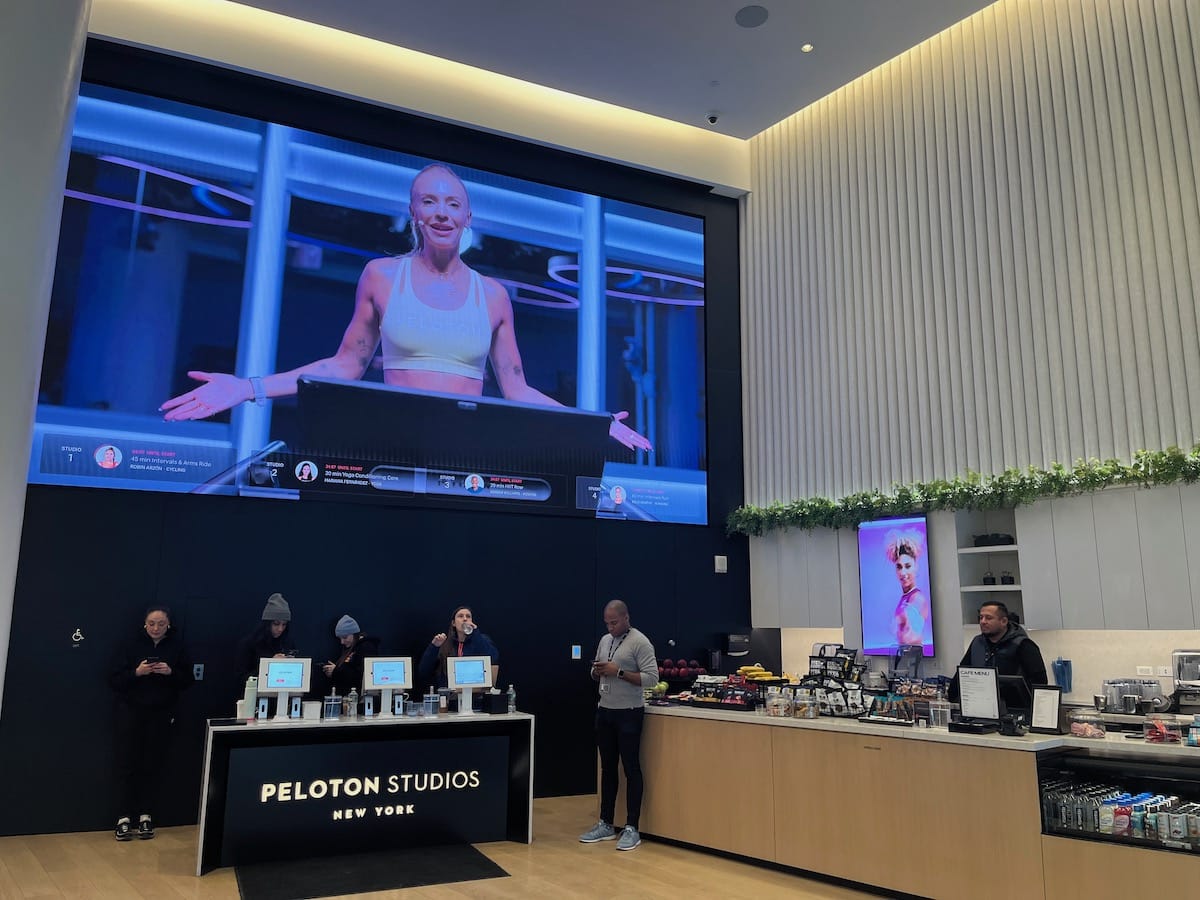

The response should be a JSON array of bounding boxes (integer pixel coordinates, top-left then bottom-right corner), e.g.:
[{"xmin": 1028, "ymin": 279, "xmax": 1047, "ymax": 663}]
[
  {"xmin": 208, "ymin": 711, "xmax": 534, "ymax": 732},
  {"xmin": 644, "ymin": 703, "xmax": 1200, "ymax": 760}
]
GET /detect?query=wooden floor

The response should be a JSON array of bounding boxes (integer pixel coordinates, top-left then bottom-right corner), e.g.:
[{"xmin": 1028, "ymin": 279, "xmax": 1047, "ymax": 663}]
[{"xmin": 0, "ymin": 795, "xmax": 882, "ymax": 899}]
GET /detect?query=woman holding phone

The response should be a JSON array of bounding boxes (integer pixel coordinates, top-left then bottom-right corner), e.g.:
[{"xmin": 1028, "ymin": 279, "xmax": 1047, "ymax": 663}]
[
  {"xmin": 319, "ymin": 614, "xmax": 380, "ymax": 696},
  {"xmin": 235, "ymin": 592, "xmax": 297, "ymax": 687},
  {"xmin": 109, "ymin": 605, "xmax": 193, "ymax": 841}
]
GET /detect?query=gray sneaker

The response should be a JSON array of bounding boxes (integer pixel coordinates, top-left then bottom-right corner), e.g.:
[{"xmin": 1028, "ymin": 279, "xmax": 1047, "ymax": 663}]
[
  {"xmin": 616, "ymin": 825, "xmax": 641, "ymax": 850},
  {"xmin": 579, "ymin": 820, "xmax": 616, "ymax": 843}
]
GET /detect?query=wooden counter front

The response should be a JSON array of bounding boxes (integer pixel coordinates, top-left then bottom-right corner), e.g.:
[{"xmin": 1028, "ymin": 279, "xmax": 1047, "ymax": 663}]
[
  {"xmin": 633, "ymin": 709, "xmax": 1045, "ymax": 900},
  {"xmin": 638, "ymin": 715, "xmax": 774, "ymax": 859},
  {"xmin": 771, "ymin": 728, "xmax": 1043, "ymax": 899},
  {"xmin": 1041, "ymin": 834, "xmax": 1200, "ymax": 896}
]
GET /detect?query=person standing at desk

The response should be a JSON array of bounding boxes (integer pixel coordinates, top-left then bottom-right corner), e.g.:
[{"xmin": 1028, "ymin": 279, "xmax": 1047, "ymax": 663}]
[
  {"xmin": 419, "ymin": 605, "xmax": 499, "ymax": 689},
  {"xmin": 580, "ymin": 599, "xmax": 658, "ymax": 852},
  {"xmin": 236, "ymin": 592, "xmax": 297, "ymax": 687},
  {"xmin": 319, "ymin": 614, "xmax": 380, "ymax": 695},
  {"xmin": 109, "ymin": 605, "xmax": 193, "ymax": 841},
  {"xmin": 949, "ymin": 601, "xmax": 1048, "ymax": 701}
]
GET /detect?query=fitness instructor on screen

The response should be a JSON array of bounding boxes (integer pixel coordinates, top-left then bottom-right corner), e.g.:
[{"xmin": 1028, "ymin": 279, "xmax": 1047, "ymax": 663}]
[
  {"xmin": 159, "ymin": 164, "xmax": 650, "ymax": 452},
  {"xmin": 886, "ymin": 527, "xmax": 930, "ymax": 648}
]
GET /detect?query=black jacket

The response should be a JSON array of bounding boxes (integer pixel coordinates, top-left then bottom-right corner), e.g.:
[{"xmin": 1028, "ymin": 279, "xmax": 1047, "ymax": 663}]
[
  {"xmin": 319, "ymin": 634, "xmax": 381, "ymax": 696},
  {"xmin": 110, "ymin": 628, "xmax": 193, "ymax": 710},
  {"xmin": 236, "ymin": 622, "xmax": 297, "ymax": 687},
  {"xmin": 949, "ymin": 624, "xmax": 1048, "ymax": 701}
]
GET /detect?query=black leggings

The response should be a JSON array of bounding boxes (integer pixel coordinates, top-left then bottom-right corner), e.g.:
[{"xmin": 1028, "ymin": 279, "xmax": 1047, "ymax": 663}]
[
  {"xmin": 114, "ymin": 702, "xmax": 173, "ymax": 819},
  {"xmin": 595, "ymin": 706, "xmax": 645, "ymax": 829}
]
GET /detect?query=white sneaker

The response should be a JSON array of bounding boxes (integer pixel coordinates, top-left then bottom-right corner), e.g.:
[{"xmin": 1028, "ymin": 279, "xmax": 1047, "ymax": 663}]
[
  {"xmin": 616, "ymin": 825, "xmax": 641, "ymax": 850},
  {"xmin": 579, "ymin": 820, "xmax": 617, "ymax": 842}
]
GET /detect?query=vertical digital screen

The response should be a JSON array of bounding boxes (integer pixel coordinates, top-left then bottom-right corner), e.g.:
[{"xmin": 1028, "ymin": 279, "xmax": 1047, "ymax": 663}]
[{"xmin": 858, "ymin": 515, "xmax": 934, "ymax": 657}]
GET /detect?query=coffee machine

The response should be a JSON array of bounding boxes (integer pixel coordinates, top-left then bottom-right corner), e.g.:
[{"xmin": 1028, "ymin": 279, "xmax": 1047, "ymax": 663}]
[{"xmin": 1173, "ymin": 650, "xmax": 1200, "ymax": 713}]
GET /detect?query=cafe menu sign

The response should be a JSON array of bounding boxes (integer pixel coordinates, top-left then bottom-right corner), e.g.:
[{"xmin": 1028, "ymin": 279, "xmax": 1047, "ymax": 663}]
[{"xmin": 220, "ymin": 736, "xmax": 509, "ymax": 865}]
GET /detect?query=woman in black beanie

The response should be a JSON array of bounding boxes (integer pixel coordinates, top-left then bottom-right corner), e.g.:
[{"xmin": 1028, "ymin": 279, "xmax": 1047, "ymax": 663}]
[{"xmin": 236, "ymin": 592, "xmax": 298, "ymax": 687}]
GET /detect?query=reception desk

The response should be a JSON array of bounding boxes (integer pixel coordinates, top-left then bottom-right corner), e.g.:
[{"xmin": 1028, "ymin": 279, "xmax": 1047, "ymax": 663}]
[
  {"xmin": 196, "ymin": 712, "xmax": 533, "ymax": 875},
  {"xmin": 631, "ymin": 706, "xmax": 1200, "ymax": 900}
]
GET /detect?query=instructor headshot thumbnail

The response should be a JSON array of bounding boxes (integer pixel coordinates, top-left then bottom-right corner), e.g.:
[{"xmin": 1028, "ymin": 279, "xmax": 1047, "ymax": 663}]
[{"xmin": 94, "ymin": 445, "xmax": 122, "ymax": 470}]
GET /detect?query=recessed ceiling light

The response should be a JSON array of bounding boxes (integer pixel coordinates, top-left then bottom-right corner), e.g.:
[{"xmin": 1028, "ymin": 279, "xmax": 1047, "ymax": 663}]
[
  {"xmin": 735, "ymin": 5, "xmax": 769, "ymax": 29},
  {"xmin": 800, "ymin": 43, "xmax": 815, "ymax": 53}
]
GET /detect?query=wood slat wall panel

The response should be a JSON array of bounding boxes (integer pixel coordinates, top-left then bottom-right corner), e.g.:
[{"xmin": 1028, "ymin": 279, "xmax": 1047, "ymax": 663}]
[{"xmin": 742, "ymin": 0, "xmax": 1200, "ymax": 505}]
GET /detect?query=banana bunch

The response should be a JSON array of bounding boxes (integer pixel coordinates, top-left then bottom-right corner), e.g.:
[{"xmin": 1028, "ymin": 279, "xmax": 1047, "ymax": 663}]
[{"xmin": 737, "ymin": 664, "xmax": 777, "ymax": 680}]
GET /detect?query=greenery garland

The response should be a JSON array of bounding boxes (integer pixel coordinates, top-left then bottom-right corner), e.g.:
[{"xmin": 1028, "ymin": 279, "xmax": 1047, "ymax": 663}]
[{"xmin": 726, "ymin": 444, "xmax": 1200, "ymax": 537}]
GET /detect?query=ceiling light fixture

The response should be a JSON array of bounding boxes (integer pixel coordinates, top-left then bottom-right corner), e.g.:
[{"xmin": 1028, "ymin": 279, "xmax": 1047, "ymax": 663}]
[{"xmin": 800, "ymin": 43, "xmax": 815, "ymax": 53}]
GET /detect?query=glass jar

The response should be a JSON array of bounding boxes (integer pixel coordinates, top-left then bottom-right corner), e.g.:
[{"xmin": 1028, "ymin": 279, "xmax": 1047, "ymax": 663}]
[
  {"xmin": 793, "ymin": 698, "xmax": 819, "ymax": 719},
  {"xmin": 765, "ymin": 695, "xmax": 793, "ymax": 717},
  {"xmin": 1143, "ymin": 716, "xmax": 1182, "ymax": 744},
  {"xmin": 1069, "ymin": 711, "xmax": 1106, "ymax": 739}
]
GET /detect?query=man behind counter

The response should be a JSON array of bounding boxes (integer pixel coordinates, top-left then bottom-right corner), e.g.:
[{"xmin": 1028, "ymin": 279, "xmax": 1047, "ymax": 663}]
[{"xmin": 949, "ymin": 601, "xmax": 1048, "ymax": 702}]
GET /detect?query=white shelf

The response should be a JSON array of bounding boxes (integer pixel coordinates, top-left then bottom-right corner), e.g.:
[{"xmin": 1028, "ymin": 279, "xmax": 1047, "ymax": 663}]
[
  {"xmin": 961, "ymin": 584, "xmax": 1022, "ymax": 593},
  {"xmin": 958, "ymin": 545, "xmax": 1020, "ymax": 555}
]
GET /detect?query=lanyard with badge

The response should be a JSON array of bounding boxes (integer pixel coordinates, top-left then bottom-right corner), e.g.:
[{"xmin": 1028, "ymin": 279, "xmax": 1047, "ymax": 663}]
[{"xmin": 599, "ymin": 633, "xmax": 626, "ymax": 693}]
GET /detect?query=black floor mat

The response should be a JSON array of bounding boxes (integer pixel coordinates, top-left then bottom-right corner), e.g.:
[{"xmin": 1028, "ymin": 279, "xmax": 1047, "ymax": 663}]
[{"xmin": 235, "ymin": 843, "xmax": 508, "ymax": 900}]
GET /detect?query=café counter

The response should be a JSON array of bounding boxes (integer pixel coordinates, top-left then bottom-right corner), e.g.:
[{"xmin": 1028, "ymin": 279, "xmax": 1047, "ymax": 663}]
[
  {"xmin": 630, "ymin": 705, "xmax": 1200, "ymax": 900},
  {"xmin": 196, "ymin": 711, "xmax": 533, "ymax": 875}
]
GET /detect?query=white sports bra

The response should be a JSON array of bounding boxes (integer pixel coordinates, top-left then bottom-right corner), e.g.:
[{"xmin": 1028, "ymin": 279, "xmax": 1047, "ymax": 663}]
[{"xmin": 378, "ymin": 256, "xmax": 491, "ymax": 379}]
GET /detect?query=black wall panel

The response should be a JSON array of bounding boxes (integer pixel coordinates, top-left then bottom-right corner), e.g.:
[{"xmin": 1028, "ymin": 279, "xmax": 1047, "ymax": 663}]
[
  {"xmin": 1, "ymin": 485, "xmax": 752, "ymax": 834},
  {"xmin": 0, "ymin": 40, "xmax": 760, "ymax": 836}
]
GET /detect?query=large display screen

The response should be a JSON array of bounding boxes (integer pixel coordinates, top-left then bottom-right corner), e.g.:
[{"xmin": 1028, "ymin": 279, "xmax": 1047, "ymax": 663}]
[
  {"xmin": 31, "ymin": 79, "xmax": 708, "ymax": 524},
  {"xmin": 857, "ymin": 515, "xmax": 935, "ymax": 657}
]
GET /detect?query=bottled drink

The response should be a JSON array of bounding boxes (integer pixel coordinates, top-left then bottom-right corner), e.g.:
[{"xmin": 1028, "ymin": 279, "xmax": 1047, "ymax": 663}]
[
  {"xmin": 345, "ymin": 687, "xmax": 359, "ymax": 720},
  {"xmin": 507, "ymin": 684, "xmax": 516, "ymax": 714}
]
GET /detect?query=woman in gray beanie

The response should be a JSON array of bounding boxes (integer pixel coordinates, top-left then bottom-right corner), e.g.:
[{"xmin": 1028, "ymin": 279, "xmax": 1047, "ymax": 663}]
[
  {"xmin": 236, "ymin": 592, "xmax": 298, "ymax": 687},
  {"xmin": 319, "ymin": 614, "xmax": 379, "ymax": 695}
]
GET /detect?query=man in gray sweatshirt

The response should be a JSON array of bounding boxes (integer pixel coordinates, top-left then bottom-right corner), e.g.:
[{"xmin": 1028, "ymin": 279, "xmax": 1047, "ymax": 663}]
[{"xmin": 579, "ymin": 599, "xmax": 659, "ymax": 851}]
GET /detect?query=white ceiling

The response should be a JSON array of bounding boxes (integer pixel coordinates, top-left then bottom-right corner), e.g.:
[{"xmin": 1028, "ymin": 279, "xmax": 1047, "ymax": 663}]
[{"xmin": 229, "ymin": 1, "xmax": 997, "ymax": 139}]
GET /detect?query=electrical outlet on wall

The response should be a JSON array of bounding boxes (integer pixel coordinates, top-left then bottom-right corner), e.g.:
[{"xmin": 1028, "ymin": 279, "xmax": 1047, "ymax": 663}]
[
  {"xmin": 193, "ymin": 663, "xmax": 204, "ymax": 681},
  {"xmin": 1158, "ymin": 666, "xmax": 1172, "ymax": 677}
]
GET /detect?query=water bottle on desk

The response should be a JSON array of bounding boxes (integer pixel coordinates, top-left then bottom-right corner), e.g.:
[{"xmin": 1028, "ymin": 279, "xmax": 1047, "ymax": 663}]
[{"xmin": 507, "ymin": 684, "xmax": 516, "ymax": 714}]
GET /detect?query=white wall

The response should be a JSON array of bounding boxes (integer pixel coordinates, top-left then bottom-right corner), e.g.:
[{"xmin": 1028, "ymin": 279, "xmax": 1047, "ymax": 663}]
[
  {"xmin": 0, "ymin": 0, "xmax": 91, "ymax": 712},
  {"xmin": 742, "ymin": 0, "xmax": 1200, "ymax": 504},
  {"xmin": 783, "ymin": 626, "xmax": 1200, "ymax": 706},
  {"xmin": 971, "ymin": 626, "xmax": 1200, "ymax": 705}
]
